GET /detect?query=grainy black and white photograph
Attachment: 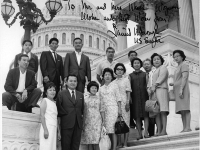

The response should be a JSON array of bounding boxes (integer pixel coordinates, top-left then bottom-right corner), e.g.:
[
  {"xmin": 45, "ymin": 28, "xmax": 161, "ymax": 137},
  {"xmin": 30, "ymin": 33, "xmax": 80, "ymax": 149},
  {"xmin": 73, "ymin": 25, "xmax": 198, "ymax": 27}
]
[{"xmin": 1, "ymin": 0, "xmax": 199, "ymax": 150}]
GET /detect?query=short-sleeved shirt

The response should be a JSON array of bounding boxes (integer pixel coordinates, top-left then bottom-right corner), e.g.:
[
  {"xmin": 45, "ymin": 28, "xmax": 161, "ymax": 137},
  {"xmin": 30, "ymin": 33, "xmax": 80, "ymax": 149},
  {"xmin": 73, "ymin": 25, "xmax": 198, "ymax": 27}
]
[{"xmin": 96, "ymin": 59, "xmax": 118, "ymax": 76}]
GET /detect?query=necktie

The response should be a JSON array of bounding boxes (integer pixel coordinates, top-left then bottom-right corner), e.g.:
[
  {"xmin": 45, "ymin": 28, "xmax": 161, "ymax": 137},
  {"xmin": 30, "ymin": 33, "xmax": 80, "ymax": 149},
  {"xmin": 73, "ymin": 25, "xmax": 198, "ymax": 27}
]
[
  {"xmin": 146, "ymin": 72, "xmax": 149, "ymax": 85},
  {"xmin": 52, "ymin": 52, "xmax": 57, "ymax": 62},
  {"xmin": 72, "ymin": 90, "xmax": 76, "ymax": 102}
]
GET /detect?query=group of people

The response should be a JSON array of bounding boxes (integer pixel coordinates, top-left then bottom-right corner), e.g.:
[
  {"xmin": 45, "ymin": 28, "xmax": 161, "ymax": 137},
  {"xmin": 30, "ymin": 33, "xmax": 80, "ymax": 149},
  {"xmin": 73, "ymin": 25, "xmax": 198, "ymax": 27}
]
[{"xmin": 2, "ymin": 36, "xmax": 191, "ymax": 150}]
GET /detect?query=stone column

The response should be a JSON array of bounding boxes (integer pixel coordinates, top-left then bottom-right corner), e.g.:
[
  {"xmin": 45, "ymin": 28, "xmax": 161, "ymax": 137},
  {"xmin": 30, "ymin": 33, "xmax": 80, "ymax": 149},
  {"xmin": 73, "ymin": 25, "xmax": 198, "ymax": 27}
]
[
  {"xmin": 143, "ymin": 1, "xmax": 156, "ymax": 33},
  {"xmin": 116, "ymin": 20, "xmax": 128, "ymax": 51},
  {"xmin": 191, "ymin": 0, "xmax": 199, "ymax": 41},
  {"xmin": 178, "ymin": 0, "xmax": 195, "ymax": 39}
]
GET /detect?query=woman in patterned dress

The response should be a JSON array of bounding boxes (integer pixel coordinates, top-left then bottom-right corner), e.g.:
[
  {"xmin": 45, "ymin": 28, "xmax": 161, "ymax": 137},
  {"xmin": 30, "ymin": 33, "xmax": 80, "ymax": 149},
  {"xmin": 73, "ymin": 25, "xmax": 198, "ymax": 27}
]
[
  {"xmin": 129, "ymin": 58, "xmax": 149, "ymax": 140},
  {"xmin": 113, "ymin": 63, "xmax": 132, "ymax": 147},
  {"xmin": 81, "ymin": 81, "xmax": 102, "ymax": 150},
  {"xmin": 99, "ymin": 68, "xmax": 122, "ymax": 150},
  {"xmin": 149, "ymin": 53, "xmax": 169, "ymax": 136},
  {"xmin": 170, "ymin": 50, "xmax": 191, "ymax": 132}
]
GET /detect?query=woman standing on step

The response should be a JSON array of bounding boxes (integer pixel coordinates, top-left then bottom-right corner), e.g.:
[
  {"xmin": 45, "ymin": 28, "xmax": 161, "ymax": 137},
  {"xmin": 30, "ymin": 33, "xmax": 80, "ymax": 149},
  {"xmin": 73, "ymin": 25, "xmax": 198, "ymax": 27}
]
[
  {"xmin": 129, "ymin": 58, "xmax": 150, "ymax": 140},
  {"xmin": 39, "ymin": 82, "xmax": 61, "ymax": 150},
  {"xmin": 170, "ymin": 50, "xmax": 191, "ymax": 132},
  {"xmin": 149, "ymin": 53, "xmax": 169, "ymax": 136}
]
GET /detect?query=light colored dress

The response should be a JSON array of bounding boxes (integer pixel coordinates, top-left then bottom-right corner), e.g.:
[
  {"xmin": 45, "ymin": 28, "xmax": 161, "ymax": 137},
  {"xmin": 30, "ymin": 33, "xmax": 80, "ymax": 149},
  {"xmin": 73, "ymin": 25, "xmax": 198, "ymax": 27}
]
[
  {"xmin": 174, "ymin": 62, "xmax": 190, "ymax": 114},
  {"xmin": 99, "ymin": 81, "xmax": 122, "ymax": 133},
  {"xmin": 39, "ymin": 98, "xmax": 57, "ymax": 150},
  {"xmin": 152, "ymin": 65, "xmax": 169, "ymax": 113},
  {"xmin": 81, "ymin": 94, "xmax": 102, "ymax": 144},
  {"xmin": 113, "ymin": 77, "xmax": 132, "ymax": 127}
]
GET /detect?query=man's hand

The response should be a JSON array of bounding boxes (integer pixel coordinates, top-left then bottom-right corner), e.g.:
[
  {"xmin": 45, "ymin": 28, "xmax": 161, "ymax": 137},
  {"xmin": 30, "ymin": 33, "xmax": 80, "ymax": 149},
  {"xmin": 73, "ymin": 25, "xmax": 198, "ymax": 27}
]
[
  {"xmin": 16, "ymin": 93, "xmax": 22, "ymax": 103},
  {"xmin": 22, "ymin": 90, "xmax": 28, "ymax": 102},
  {"xmin": 43, "ymin": 76, "xmax": 49, "ymax": 83}
]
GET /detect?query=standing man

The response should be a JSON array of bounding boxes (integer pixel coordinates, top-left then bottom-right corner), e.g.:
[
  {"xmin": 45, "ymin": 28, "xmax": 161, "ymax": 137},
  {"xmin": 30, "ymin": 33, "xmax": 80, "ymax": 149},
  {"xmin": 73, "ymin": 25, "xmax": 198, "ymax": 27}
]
[
  {"xmin": 14, "ymin": 40, "xmax": 38, "ymax": 74},
  {"xmin": 57, "ymin": 74, "xmax": 84, "ymax": 150},
  {"xmin": 40, "ymin": 38, "xmax": 64, "ymax": 97},
  {"xmin": 96, "ymin": 46, "xmax": 118, "ymax": 85},
  {"xmin": 143, "ymin": 58, "xmax": 156, "ymax": 137},
  {"xmin": 64, "ymin": 37, "xmax": 91, "ymax": 93},
  {"xmin": 3, "ymin": 54, "xmax": 41, "ymax": 112},
  {"xmin": 125, "ymin": 50, "xmax": 138, "ymax": 76}
]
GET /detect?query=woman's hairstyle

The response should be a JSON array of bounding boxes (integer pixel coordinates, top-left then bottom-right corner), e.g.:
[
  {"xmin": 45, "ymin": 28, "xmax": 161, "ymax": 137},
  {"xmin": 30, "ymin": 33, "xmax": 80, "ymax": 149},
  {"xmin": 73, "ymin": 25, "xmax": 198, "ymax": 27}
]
[
  {"xmin": 43, "ymin": 82, "xmax": 57, "ymax": 98},
  {"xmin": 114, "ymin": 63, "xmax": 126, "ymax": 74},
  {"xmin": 173, "ymin": 50, "xmax": 186, "ymax": 61},
  {"xmin": 151, "ymin": 53, "xmax": 165, "ymax": 66},
  {"xmin": 102, "ymin": 68, "xmax": 115, "ymax": 81},
  {"xmin": 87, "ymin": 81, "xmax": 99, "ymax": 93},
  {"xmin": 131, "ymin": 58, "xmax": 143, "ymax": 69}
]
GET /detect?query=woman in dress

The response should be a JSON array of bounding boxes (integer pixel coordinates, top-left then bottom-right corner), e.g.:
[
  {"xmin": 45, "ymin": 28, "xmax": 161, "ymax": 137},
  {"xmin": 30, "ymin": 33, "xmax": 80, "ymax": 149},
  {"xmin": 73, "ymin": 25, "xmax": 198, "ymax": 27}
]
[
  {"xmin": 99, "ymin": 68, "xmax": 122, "ymax": 150},
  {"xmin": 113, "ymin": 63, "xmax": 131, "ymax": 147},
  {"xmin": 170, "ymin": 50, "xmax": 191, "ymax": 132},
  {"xmin": 129, "ymin": 58, "xmax": 149, "ymax": 140},
  {"xmin": 149, "ymin": 53, "xmax": 169, "ymax": 136},
  {"xmin": 40, "ymin": 82, "xmax": 61, "ymax": 150},
  {"xmin": 81, "ymin": 81, "xmax": 102, "ymax": 150}
]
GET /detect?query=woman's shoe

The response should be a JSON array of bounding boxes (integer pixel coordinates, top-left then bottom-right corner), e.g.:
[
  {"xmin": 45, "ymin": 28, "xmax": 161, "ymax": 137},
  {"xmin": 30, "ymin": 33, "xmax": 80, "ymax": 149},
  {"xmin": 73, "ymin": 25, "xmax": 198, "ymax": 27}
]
[
  {"xmin": 144, "ymin": 135, "xmax": 150, "ymax": 138},
  {"xmin": 137, "ymin": 136, "xmax": 143, "ymax": 140}
]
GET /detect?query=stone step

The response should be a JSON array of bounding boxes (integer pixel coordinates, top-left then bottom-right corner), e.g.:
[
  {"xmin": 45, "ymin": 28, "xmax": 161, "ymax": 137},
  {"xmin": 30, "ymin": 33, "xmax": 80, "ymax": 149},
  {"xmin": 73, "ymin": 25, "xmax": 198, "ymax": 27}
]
[
  {"xmin": 127, "ymin": 131, "xmax": 199, "ymax": 146},
  {"xmin": 118, "ymin": 137, "xmax": 199, "ymax": 150},
  {"xmin": 175, "ymin": 146, "xmax": 200, "ymax": 150}
]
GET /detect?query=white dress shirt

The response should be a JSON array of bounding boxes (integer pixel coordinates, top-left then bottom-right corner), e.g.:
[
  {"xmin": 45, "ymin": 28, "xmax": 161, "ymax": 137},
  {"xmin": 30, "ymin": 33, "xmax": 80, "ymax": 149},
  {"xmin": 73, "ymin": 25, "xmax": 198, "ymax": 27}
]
[
  {"xmin": 49, "ymin": 49, "xmax": 57, "ymax": 61},
  {"xmin": 68, "ymin": 88, "xmax": 76, "ymax": 99},
  {"xmin": 16, "ymin": 69, "xmax": 27, "ymax": 92},
  {"xmin": 75, "ymin": 51, "xmax": 82, "ymax": 66},
  {"xmin": 23, "ymin": 51, "xmax": 31, "ymax": 59}
]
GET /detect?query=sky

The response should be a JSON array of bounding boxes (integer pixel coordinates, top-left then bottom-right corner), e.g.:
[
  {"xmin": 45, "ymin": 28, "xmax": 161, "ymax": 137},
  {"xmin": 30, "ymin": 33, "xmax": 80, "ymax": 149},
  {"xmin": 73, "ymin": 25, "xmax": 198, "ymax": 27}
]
[{"xmin": 0, "ymin": 0, "xmax": 137, "ymax": 93}]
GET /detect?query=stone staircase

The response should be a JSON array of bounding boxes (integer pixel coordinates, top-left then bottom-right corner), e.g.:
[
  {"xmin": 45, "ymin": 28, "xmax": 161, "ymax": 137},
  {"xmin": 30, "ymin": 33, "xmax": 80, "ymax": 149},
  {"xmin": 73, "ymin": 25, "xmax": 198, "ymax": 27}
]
[{"xmin": 119, "ymin": 131, "xmax": 199, "ymax": 150}]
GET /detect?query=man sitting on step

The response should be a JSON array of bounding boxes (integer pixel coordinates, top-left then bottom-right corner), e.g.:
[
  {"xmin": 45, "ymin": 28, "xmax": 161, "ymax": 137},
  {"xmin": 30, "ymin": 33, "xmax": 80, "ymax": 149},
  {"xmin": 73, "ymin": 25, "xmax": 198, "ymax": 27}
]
[{"xmin": 2, "ymin": 54, "xmax": 42, "ymax": 112}]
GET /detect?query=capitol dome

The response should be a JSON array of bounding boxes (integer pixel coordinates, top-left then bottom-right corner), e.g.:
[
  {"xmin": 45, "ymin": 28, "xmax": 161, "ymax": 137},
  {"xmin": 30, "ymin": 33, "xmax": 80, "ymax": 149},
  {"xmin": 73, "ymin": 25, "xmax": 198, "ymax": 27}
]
[{"xmin": 31, "ymin": 0, "xmax": 117, "ymax": 61}]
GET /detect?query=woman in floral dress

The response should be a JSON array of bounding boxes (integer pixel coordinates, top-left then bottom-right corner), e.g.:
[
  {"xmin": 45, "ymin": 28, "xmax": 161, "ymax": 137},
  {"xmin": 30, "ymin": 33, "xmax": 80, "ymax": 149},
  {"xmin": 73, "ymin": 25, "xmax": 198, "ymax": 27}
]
[
  {"xmin": 81, "ymin": 81, "xmax": 102, "ymax": 150},
  {"xmin": 113, "ymin": 63, "xmax": 132, "ymax": 147},
  {"xmin": 99, "ymin": 68, "xmax": 122, "ymax": 150}
]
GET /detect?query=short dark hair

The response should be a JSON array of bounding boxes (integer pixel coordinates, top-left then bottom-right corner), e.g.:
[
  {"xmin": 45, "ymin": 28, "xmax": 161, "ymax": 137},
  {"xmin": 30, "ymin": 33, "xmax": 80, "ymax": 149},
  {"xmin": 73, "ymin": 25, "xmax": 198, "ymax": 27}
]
[
  {"xmin": 18, "ymin": 54, "xmax": 29, "ymax": 61},
  {"xmin": 143, "ymin": 58, "xmax": 152, "ymax": 65},
  {"xmin": 43, "ymin": 82, "xmax": 57, "ymax": 98},
  {"xmin": 114, "ymin": 63, "xmax": 126, "ymax": 74},
  {"xmin": 151, "ymin": 53, "xmax": 165, "ymax": 66},
  {"xmin": 49, "ymin": 38, "xmax": 59, "ymax": 44},
  {"xmin": 102, "ymin": 68, "xmax": 115, "ymax": 81},
  {"xmin": 128, "ymin": 51, "xmax": 137, "ymax": 57},
  {"xmin": 173, "ymin": 50, "xmax": 186, "ymax": 61},
  {"xmin": 73, "ymin": 37, "xmax": 82, "ymax": 44},
  {"xmin": 66, "ymin": 74, "xmax": 78, "ymax": 81},
  {"xmin": 106, "ymin": 47, "xmax": 115, "ymax": 53},
  {"xmin": 131, "ymin": 58, "xmax": 143, "ymax": 69},
  {"xmin": 87, "ymin": 81, "xmax": 99, "ymax": 93},
  {"xmin": 22, "ymin": 40, "xmax": 32, "ymax": 46}
]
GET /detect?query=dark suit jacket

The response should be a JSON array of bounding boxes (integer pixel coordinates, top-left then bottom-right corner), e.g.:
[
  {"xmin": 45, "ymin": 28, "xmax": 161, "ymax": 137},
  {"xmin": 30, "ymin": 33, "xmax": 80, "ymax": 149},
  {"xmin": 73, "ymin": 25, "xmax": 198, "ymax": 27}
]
[
  {"xmin": 4, "ymin": 67, "xmax": 37, "ymax": 96},
  {"xmin": 56, "ymin": 89, "xmax": 84, "ymax": 129},
  {"xmin": 40, "ymin": 51, "xmax": 64, "ymax": 83},
  {"xmin": 14, "ymin": 53, "xmax": 38, "ymax": 73},
  {"xmin": 64, "ymin": 52, "xmax": 91, "ymax": 84}
]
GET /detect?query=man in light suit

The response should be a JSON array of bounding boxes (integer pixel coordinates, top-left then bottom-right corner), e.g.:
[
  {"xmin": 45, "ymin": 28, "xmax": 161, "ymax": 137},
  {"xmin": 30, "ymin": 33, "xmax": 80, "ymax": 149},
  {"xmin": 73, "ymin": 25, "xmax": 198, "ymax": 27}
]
[
  {"xmin": 40, "ymin": 38, "xmax": 64, "ymax": 97},
  {"xmin": 14, "ymin": 40, "xmax": 38, "ymax": 74},
  {"xmin": 64, "ymin": 37, "xmax": 91, "ymax": 93},
  {"xmin": 57, "ymin": 74, "xmax": 84, "ymax": 150},
  {"xmin": 3, "ymin": 54, "xmax": 42, "ymax": 112}
]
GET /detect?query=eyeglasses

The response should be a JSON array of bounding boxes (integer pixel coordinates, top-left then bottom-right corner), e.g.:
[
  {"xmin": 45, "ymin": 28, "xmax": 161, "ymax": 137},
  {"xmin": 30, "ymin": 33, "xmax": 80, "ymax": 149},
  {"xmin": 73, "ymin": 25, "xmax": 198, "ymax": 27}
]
[{"xmin": 116, "ymin": 68, "xmax": 124, "ymax": 71}]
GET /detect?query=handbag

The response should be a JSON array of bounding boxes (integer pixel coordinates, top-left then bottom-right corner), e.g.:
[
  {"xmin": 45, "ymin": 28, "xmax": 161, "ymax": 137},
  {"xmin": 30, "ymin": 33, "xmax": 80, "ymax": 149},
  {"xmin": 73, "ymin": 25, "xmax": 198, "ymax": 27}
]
[
  {"xmin": 145, "ymin": 92, "xmax": 160, "ymax": 113},
  {"xmin": 99, "ymin": 126, "xmax": 111, "ymax": 150},
  {"xmin": 115, "ymin": 116, "xmax": 129, "ymax": 134}
]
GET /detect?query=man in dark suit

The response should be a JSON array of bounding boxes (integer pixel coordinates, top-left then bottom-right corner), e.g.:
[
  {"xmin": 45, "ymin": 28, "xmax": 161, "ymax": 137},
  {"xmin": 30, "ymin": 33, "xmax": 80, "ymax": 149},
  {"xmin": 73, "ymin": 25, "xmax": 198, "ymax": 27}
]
[
  {"xmin": 40, "ymin": 38, "xmax": 64, "ymax": 97},
  {"xmin": 57, "ymin": 74, "xmax": 84, "ymax": 150},
  {"xmin": 64, "ymin": 37, "xmax": 91, "ymax": 93},
  {"xmin": 2, "ymin": 54, "xmax": 42, "ymax": 112},
  {"xmin": 14, "ymin": 40, "xmax": 38, "ymax": 74}
]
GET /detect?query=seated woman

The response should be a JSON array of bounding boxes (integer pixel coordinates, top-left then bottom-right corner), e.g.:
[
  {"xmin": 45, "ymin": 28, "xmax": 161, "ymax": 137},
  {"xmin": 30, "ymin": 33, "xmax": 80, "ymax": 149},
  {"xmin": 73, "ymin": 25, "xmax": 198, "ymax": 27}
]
[
  {"xmin": 39, "ymin": 82, "xmax": 61, "ymax": 150},
  {"xmin": 149, "ymin": 53, "xmax": 169, "ymax": 136},
  {"xmin": 170, "ymin": 50, "xmax": 191, "ymax": 132},
  {"xmin": 81, "ymin": 81, "xmax": 102, "ymax": 150},
  {"xmin": 99, "ymin": 68, "xmax": 122, "ymax": 150}
]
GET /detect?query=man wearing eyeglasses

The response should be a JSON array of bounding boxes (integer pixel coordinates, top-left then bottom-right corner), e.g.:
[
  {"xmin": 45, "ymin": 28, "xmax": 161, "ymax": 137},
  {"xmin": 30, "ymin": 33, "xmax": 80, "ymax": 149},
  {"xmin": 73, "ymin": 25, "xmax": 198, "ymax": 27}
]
[{"xmin": 96, "ymin": 47, "xmax": 118, "ymax": 86}]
